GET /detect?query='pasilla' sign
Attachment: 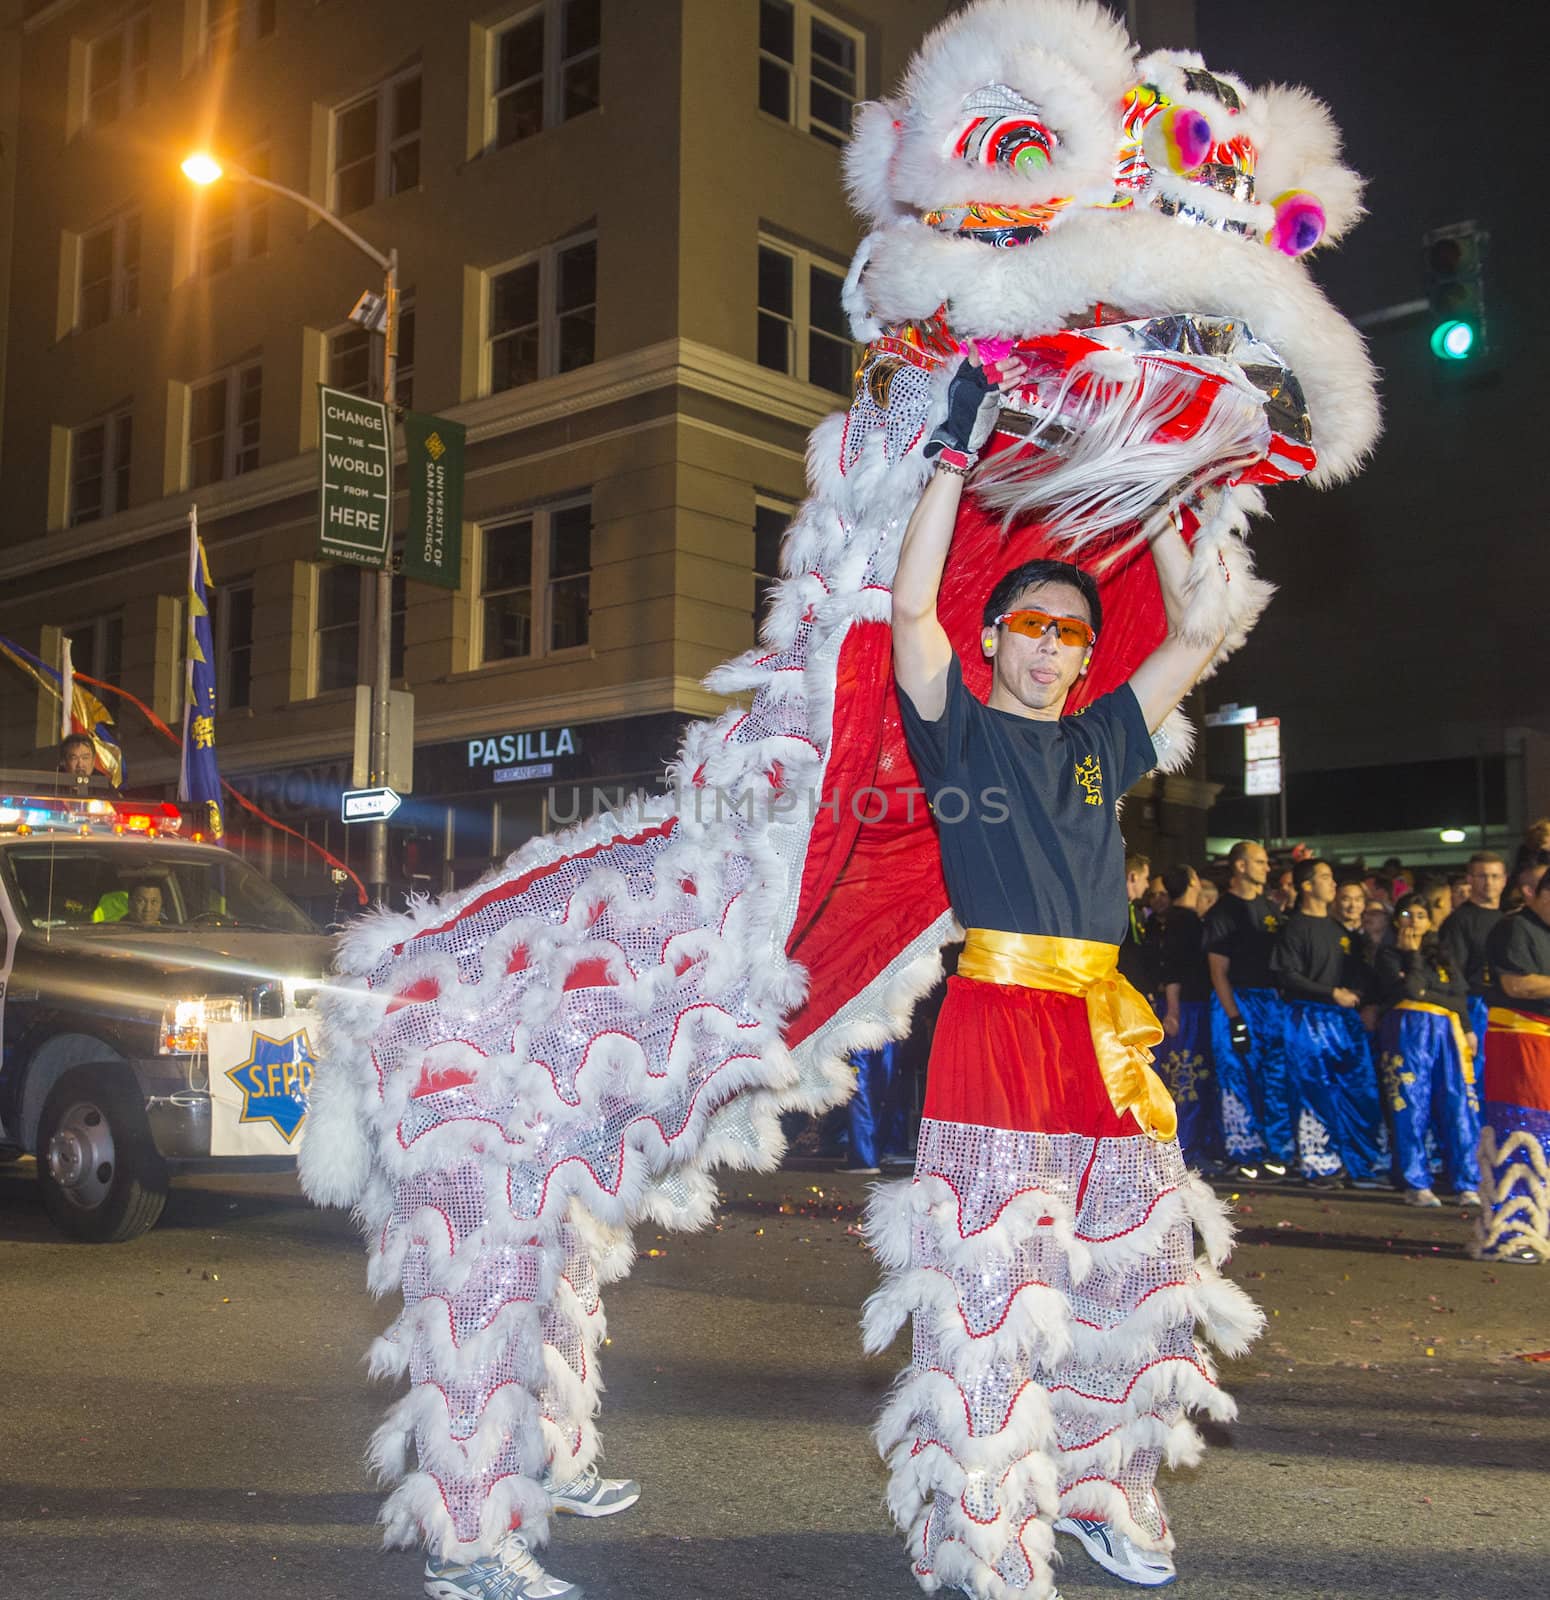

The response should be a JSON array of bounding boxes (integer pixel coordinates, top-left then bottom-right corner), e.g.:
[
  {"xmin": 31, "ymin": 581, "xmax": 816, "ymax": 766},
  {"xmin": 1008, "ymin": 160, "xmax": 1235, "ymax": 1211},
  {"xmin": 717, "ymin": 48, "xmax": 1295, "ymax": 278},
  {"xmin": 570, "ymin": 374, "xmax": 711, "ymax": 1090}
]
[{"xmin": 468, "ymin": 727, "xmax": 578, "ymax": 767}]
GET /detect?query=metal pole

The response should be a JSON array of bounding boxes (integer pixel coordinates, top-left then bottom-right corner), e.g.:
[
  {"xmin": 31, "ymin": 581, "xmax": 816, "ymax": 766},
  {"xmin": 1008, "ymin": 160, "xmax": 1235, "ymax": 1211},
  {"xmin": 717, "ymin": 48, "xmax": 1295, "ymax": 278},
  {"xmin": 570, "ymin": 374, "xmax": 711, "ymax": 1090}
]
[{"xmin": 366, "ymin": 248, "xmax": 398, "ymax": 904}]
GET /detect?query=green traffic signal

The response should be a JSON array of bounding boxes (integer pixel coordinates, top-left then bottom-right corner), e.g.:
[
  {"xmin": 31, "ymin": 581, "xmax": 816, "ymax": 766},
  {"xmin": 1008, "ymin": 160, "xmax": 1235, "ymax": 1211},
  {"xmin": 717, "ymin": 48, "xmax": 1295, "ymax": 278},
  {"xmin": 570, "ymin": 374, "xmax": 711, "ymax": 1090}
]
[{"xmin": 1430, "ymin": 319, "xmax": 1476, "ymax": 361}]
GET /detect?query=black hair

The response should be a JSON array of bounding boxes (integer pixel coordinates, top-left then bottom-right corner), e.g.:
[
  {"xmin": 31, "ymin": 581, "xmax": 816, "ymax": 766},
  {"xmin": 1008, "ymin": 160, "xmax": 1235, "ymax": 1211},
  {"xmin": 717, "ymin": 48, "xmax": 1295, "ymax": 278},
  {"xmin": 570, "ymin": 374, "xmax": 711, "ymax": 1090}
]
[
  {"xmin": 1292, "ymin": 857, "xmax": 1331, "ymax": 894},
  {"xmin": 1393, "ymin": 891, "xmax": 1427, "ymax": 920},
  {"xmin": 983, "ymin": 559, "xmax": 1101, "ymax": 637},
  {"xmin": 1161, "ymin": 864, "xmax": 1195, "ymax": 901},
  {"xmin": 60, "ymin": 732, "xmax": 94, "ymax": 756}
]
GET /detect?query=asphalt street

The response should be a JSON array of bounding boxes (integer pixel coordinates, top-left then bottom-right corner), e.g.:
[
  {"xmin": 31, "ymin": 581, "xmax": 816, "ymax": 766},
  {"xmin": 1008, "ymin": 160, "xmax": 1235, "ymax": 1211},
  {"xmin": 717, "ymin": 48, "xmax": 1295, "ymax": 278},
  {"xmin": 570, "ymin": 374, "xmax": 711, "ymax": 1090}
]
[{"xmin": 0, "ymin": 1160, "xmax": 1544, "ymax": 1600}]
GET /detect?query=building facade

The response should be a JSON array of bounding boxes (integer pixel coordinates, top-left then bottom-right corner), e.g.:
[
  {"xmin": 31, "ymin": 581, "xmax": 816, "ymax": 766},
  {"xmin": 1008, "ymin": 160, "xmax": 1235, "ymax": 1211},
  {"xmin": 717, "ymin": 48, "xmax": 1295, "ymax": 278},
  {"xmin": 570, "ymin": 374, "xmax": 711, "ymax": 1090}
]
[{"xmin": 0, "ymin": 0, "xmax": 949, "ymax": 913}]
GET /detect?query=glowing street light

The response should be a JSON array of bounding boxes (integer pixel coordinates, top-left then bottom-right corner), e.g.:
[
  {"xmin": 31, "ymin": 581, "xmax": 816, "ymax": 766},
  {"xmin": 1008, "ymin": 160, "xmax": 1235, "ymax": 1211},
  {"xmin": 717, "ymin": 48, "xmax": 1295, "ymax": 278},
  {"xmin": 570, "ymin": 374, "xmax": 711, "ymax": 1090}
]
[{"xmin": 181, "ymin": 153, "xmax": 223, "ymax": 186}]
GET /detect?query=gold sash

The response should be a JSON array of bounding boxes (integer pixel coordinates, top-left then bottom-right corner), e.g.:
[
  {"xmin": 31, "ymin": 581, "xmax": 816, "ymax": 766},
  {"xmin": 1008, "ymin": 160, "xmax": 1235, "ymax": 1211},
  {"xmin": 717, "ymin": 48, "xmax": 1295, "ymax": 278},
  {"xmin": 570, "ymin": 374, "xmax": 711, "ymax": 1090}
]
[
  {"xmin": 958, "ymin": 927, "xmax": 1177, "ymax": 1143},
  {"xmin": 1487, "ymin": 1005, "xmax": 1550, "ymax": 1039},
  {"xmin": 1394, "ymin": 999, "xmax": 1476, "ymax": 1086}
]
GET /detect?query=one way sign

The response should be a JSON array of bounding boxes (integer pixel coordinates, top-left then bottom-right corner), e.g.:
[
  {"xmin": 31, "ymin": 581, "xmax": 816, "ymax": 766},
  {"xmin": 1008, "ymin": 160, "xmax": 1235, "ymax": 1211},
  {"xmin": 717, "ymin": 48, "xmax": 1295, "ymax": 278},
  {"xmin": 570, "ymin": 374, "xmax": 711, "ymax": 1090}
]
[{"xmin": 341, "ymin": 786, "xmax": 402, "ymax": 823}]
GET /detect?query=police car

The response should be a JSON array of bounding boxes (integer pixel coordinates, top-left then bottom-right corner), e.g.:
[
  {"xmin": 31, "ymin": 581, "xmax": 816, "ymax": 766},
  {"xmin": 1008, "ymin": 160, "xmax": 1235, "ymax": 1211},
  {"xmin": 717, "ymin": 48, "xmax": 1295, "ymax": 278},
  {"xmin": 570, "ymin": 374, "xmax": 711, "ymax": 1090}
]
[{"xmin": 0, "ymin": 781, "xmax": 332, "ymax": 1241}]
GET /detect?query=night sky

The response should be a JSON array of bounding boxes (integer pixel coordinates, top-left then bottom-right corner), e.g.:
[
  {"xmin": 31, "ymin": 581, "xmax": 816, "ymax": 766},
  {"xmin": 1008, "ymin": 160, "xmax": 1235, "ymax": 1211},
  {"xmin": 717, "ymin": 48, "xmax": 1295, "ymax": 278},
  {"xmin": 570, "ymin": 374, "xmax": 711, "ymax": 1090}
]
[{"xmin": 1188, "ymin": 0, "xmax": 1545, "ymax": 780}]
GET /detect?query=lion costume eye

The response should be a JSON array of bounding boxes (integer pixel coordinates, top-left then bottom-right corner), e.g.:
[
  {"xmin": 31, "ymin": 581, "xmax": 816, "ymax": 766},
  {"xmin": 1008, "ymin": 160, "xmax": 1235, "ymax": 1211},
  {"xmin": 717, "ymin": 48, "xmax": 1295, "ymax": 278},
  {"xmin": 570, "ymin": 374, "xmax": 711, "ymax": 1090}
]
[{"xmin": 950, "ymin": 83, "xmax": 1058, "ymax": 173}]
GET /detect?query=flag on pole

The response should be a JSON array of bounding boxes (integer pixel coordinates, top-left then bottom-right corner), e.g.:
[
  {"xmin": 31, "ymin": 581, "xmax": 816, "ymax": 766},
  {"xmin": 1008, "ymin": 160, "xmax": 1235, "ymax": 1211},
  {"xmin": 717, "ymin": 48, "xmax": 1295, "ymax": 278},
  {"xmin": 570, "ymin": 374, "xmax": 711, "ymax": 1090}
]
[
  {"xmin": 178, "ymin": 509, "xmax": 226, "ymax": 841},
  {"xmin": 0, "ymin": 633, "xmax": 124, "ymax": 786}
]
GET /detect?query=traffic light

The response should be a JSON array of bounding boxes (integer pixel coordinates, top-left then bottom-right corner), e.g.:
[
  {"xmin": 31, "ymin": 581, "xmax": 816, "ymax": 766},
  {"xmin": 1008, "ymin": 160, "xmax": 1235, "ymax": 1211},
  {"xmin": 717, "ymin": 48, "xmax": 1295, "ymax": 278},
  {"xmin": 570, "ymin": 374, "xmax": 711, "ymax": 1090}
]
[{"xmin": 1422, "ymin": 222, "xmax": 1488, "ymax": 366}]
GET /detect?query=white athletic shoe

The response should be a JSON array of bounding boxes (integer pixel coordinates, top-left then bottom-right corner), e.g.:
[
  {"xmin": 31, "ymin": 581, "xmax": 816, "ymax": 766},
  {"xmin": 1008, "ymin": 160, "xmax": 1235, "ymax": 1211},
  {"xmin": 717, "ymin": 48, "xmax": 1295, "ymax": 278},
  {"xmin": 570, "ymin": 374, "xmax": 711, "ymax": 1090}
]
[
  {"xmin": 1456, "ymin": 1189, "xmax": 1481, "ymax": 1208},
  {"xmin": 547, "ymin": 1463, "xmax": 641, "ymax": 1517},
  {"xmin": 1404, "ymin": 1187, "xmax": 1442, "ymax": 1208},
  {"xmin": 424, "ymin": 1532, "xmax": 581, "ymax": 1599},
  {"xmin": 1055, "ymin": 1516, "xmax": 1177, "ymax": 1587}
]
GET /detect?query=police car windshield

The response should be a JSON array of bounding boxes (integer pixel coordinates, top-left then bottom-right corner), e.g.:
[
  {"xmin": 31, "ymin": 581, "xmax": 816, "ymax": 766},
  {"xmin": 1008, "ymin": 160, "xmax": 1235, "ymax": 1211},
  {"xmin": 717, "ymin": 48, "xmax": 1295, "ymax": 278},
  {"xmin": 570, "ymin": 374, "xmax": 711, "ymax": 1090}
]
[{"xmin": 4, "ymin": 843, "xmax": 318, "ymax": 934}]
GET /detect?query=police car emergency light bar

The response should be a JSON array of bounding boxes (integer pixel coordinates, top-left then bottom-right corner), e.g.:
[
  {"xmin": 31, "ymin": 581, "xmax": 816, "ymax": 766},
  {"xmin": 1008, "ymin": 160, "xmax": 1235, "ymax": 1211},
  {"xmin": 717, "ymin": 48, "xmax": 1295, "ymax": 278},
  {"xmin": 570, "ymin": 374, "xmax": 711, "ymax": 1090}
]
[{"xmin": 0, "ymin": 793, "xmax": 185, "ymax": 837}]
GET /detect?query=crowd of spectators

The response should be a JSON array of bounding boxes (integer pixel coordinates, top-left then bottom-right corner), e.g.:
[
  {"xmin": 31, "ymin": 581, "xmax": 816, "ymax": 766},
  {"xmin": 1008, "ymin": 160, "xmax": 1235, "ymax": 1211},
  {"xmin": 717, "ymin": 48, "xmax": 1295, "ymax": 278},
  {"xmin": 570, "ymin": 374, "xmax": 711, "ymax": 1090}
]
[{"xmin": 1123, "ymin": 824, "xmax": 1550, "ymax": 1222}]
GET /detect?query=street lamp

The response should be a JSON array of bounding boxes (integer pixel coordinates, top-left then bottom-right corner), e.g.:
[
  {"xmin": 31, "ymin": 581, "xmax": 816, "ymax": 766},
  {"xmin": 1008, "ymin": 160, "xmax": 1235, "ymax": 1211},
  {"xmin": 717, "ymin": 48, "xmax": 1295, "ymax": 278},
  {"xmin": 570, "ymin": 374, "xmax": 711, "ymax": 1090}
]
[{"xmin": 182, "ymin": 151, "xmax": 399, "ymax": 905}]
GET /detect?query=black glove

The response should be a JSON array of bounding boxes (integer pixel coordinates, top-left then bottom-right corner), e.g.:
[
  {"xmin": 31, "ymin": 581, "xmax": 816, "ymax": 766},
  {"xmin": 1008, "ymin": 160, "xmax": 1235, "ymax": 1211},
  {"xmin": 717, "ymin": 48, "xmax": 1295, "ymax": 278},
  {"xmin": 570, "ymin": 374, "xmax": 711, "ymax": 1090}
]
[
  {"xmin": 924, "ymin": 358, "xmax": 1001, "ymax": 461},
  {"xmin": 1229, "ymin": 1018, "xmax": 1252, "ymax": 1056}
]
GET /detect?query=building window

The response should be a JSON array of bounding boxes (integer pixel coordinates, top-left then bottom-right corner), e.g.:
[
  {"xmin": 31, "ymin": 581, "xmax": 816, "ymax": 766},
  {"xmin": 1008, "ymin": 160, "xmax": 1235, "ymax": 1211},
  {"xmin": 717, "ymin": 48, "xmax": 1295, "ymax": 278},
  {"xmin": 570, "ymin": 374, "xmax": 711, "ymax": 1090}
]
[
  {"xmin": 202, "ymin": 0, "xmax": 275, "ymax": 57},
  {"xmin": 753, "ymin": 497, "xmax": 792, "ymax": 629},
  {"xmin": 187, "ymin": 360, "xmax": 262, "ymax": 487},
  {"xmin": 331, "ymin": 67, "xmax": 422, "ymax": 216},
  {"xmin": 313, "ymin": 565, "xmax": 406, "ymax": 694},
  {"xmin": 480, "ymin": 498, "xmax": 591, "ymax": 664},
  {"xmin": 757, "ymin": 0, "xmax": 861, "ymax": 147},
  {"xmin": 314, "ymin": 565, "xmax": 359, "ymax": 693},
  {"xmin": 68, "ymin": 408, "xmax": 134, "ymax": 528},
  {"xmin": 488, "ymin": 0, "xmax": 601, "ymax": 150},
  {"xmin": 198, "ymin": 147, "xmax": 270, "ymax": 277},
  {"xmin": 486, "ymin": 235, "xmax": 595, "ymax": 393},
  {"xmin": 86, "ymin": 11, "xmax": 151, "ymax": 127},
  {"xmin": 327, "ymin": 294, "xmax": 415, "ymax": 407},
  {"xmin": 216, "ymin": 578, "xmax": 255, "ymax": 710},
  {"xmin": 756, "ymin": 238, "xmax": 853, "ymax": 393},
  {"xmin": 77, "ymin": 211, "xmax": 141, "ymax": 330},
  {"xmin": 64, "ymin": 613, "xmax": 124, "ymax": 686}
]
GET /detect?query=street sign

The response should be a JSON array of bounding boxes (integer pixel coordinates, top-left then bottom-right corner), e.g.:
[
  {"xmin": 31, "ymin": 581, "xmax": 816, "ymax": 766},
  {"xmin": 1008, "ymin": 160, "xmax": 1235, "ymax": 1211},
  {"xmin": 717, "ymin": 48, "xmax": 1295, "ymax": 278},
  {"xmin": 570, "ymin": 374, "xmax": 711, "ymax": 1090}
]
[
  {"xmin": 1204, "ymin": 703, "xmax": 1259, "ymax": 728},
  {"xmin": 341, "ymin": 786, "xmax": 402, "ymax": 823},
  {"xmin": 352, "ymin": 686, "xmax": 415, "ymax": 792},
  {"xmin": 1244, "ymin": 718, "xmax": 1281, "ymax": 762},
  {"xmin": 1245, "ymin": 758, "xmax": 1282, "ymax": 797},
  {"xmin": 317, "ymin": 385, "xmax": 393, "ymax": 569},
  {"xmin": 403, "ymin": 412, "xmax": 465, "ymax": 589}
]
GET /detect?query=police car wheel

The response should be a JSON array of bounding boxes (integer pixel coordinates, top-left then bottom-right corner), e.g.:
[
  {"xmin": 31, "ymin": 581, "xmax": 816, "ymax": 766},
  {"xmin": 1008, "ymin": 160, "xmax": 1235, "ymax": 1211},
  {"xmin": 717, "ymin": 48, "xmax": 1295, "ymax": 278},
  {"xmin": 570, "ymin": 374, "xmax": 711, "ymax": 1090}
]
[{"xmin": 37, "ymin": 1069, "xmax": 168, "ymax": 1243}]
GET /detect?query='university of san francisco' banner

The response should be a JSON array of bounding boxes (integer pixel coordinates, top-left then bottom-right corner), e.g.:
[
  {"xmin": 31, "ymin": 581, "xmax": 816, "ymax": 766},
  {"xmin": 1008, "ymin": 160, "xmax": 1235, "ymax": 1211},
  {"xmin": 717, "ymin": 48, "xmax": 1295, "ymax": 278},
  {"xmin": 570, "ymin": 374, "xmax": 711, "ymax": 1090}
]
[
  {"xmin": 0, "ymin": 633, "xmax": 124, "ymax": 786},
  {"xmin": 403, "ymin": 411, "xmax": 465, "ymax": 589},
  {"xmin": 178, "ymin": 510, "xmax": 225, "ymax": 841}
]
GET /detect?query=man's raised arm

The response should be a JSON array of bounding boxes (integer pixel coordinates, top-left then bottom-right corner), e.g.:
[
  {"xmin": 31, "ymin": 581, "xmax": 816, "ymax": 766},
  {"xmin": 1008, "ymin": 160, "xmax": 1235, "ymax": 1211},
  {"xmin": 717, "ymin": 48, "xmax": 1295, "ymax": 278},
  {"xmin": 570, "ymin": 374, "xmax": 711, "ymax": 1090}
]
[
  {"xmin": 1128, "ymin": 518, "xmax": 1229, "ymax": 732},
  {"xmin": 892, "ymin": 354, "xmax": 1025, "ymax": 720}
]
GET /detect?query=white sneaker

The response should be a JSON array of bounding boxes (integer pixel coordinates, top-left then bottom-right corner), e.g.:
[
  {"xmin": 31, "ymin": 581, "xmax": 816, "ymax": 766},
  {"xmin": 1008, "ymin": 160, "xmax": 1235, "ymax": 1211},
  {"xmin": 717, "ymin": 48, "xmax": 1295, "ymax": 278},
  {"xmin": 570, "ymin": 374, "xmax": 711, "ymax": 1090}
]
[
  {"xmin": 547, "ymin": 1463, "xmax": 641, "ymax": 1517},
  {"xmin": 1055, "ymin": 1516, "xmax": 1177, "ymax": 1587},
  {"xmin": 1404, "ymin": 1187, "xmax": 1442, "ymax": 1207},
  {"xmin": 1456, "ymin": 1189, "xmax": 1481, "ymax": 1207},
  {"xmin": 424, "ymin": 1532, "xmax": 582, "ymax": 1599}
]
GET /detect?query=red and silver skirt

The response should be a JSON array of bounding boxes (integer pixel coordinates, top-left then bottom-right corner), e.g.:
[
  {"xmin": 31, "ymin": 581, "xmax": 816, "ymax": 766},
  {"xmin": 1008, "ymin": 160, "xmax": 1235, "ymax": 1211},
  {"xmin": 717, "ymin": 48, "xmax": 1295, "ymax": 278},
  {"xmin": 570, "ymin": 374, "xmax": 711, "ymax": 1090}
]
[{"xmin": 863, "ymin": 975, "xmax": 1262, "ymax": 1599}]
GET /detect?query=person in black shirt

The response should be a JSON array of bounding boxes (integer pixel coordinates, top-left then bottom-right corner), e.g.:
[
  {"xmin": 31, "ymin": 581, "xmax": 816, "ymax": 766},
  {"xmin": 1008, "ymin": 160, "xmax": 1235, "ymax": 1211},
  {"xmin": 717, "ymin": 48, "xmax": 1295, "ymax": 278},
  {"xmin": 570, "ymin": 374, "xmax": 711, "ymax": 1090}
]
[
  {"xmin": 1374, "ymin": 894, "xmax": 1482, "ymax": 1207},
  {"xmin": 1156, "ymin": 865, "xmax": 1221, "ymax": 1169},
  {"xmin": 1118, "ymin": 850, "xmax": 1158, "ymax": 1000},
  {"xmin": 1475, "ymin": 861, "xmax": 1550, "ymax": 1264},
  {"xmin": 1271, "ymin": 858, "xmax": 1384, "ymax": 1186},
  {"xmin": 883, "ymin": 352, "xmax": 1262, "ymax": 1591},
  {"xmin": 1440, "ymin": 850, "xmax": 1506, "ymax": 1078},
  {"xmin": 1205, "ymin": 839, "xmax": 1293, "ymax": 1178}
]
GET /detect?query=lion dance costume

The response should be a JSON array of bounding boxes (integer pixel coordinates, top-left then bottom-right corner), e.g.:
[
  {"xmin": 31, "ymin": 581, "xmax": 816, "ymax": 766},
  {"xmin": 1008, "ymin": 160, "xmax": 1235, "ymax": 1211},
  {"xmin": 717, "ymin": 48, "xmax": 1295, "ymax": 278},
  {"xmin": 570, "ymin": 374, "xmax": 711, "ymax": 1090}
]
[{"xmin": 299, "ymin": 3, "xmax": 1380, "ymax": 1595}]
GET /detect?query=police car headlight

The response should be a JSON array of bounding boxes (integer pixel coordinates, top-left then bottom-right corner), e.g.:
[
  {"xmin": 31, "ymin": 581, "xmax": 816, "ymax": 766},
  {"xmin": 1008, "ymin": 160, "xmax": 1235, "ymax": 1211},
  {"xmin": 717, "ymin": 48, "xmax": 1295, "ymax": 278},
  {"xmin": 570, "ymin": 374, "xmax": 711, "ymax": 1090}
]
[{"xmin": 158, "ymin": 995, "xmax": 246, "ymax": 1055}]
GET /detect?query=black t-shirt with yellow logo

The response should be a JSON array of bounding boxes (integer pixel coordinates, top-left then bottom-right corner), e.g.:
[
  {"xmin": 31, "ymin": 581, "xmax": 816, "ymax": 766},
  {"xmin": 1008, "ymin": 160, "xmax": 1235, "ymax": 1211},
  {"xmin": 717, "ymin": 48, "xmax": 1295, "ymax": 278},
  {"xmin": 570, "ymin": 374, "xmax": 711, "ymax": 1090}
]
[
  {"xmin": 1203, "ymin": 892, "xmax": 1281, "ymax": 990},
  {"xmin": 897, "ymin": 653, "xmax": 1155, "ymax": 944},
  {"xmin": 1271, "ymin": 910, "xmax": 1364, "ymax": 1003}
]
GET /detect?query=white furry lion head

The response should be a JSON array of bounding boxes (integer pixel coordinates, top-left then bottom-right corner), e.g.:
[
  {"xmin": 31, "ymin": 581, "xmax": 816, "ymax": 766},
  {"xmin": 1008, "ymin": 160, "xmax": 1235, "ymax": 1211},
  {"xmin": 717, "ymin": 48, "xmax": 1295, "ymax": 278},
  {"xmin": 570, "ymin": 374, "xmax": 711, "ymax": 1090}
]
[{"xmin": 844, "ymin": 0, "xmax": 1379, "ymax": 482}]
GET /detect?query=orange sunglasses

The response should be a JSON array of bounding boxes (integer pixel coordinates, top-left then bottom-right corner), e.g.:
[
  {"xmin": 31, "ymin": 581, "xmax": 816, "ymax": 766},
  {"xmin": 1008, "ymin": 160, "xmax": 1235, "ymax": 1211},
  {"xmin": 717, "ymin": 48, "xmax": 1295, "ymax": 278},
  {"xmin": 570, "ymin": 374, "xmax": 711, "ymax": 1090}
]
[{"xmin": 994, "ymin": 608, "xmax": 1096, "ymax": 649}]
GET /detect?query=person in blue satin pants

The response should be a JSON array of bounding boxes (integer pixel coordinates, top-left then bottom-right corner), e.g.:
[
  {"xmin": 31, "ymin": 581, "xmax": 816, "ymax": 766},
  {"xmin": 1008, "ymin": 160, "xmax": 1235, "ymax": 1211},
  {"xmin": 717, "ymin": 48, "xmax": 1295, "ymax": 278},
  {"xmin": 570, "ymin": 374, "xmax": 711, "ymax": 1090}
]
[
  {"xmin": 1441, "ymin": 851, "xmax": 1507, "ymax": 1116},
  {"xmin": 845, "ymin": 1042, "xmax": 912, "ymax": 1173},
  {"xmin": 1205, "ymin": 839, "xmax": 1294, "ymax": 1176},
  {"xmin": 1374, "ymin": 893, "xmax": 1482, "ymax": 1206},
  {"xmin": 1272, "ymin": 858, "xmax": 1385, "ymax": 1186},
  {"xmin": 1156, "ymin": 865, "xmax": 1222, "ymax": 1168}
]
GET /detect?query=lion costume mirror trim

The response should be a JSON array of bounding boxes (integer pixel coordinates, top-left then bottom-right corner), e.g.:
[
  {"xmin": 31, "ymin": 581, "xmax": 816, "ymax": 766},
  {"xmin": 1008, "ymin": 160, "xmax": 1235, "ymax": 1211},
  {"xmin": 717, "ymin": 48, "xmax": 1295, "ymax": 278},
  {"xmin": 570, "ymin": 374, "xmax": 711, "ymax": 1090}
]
[{"xmin": 299, "ymin": 2, "xmax": 1378, "ymax": 1591}]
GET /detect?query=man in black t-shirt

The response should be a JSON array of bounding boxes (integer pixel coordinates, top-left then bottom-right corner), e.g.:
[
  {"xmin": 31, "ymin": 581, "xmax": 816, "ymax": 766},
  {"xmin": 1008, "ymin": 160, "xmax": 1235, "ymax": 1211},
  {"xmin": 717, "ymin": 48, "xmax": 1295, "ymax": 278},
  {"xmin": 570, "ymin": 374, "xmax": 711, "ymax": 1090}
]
[
  {"xmin": 873, "ymin": 353, "xmax": 1263, "ymax": 1596},
  {"xmin": 1272, "ymin": 858, "xmax": 1384, "ymax": 1186},
  {"xmin": 1205, "ymin": 839, "xmax": 1293, "ymax": 1178},
  {"xmin": 1155, "ymin": 865, "xmax": 1221, "ymax": 1168},
  {"xmin": 1441, "ymin": 850, "xmax": 1506, "ymax": 1069},
  {"xmin": 1474, "ymin": 861, "xmax": 1550, "ymax": 1264}
]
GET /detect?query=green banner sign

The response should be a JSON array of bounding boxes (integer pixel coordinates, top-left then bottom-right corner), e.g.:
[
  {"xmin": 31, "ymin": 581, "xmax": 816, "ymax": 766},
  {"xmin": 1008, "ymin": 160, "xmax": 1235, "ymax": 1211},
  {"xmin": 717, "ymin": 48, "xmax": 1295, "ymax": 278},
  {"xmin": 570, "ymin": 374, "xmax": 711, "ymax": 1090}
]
[
  {"xmin": 403, "ymin": 412, "xmax": 466, "ymax": 589},
  {"xmin": 317, "ymin": 385, "xmax": 392, "ymax": 568}
]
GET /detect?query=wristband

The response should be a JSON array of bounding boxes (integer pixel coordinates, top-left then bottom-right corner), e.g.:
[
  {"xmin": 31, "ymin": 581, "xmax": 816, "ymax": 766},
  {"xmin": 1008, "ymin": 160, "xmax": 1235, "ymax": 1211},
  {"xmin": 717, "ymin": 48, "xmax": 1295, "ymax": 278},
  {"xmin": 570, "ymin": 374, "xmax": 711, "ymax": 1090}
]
[{"xmin": 935, "ymin": 446, "xmax": 973, "ymax": 472}]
